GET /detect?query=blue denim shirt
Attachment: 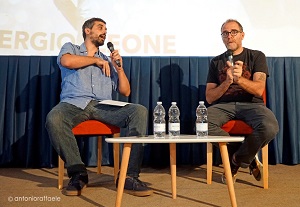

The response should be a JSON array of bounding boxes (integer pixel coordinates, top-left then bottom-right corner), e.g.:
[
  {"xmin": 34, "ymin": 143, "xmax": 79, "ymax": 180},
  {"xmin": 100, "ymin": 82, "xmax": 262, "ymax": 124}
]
[{"xmin": 57, "ymin": 42, "xmax": 119, "ymax": 109}]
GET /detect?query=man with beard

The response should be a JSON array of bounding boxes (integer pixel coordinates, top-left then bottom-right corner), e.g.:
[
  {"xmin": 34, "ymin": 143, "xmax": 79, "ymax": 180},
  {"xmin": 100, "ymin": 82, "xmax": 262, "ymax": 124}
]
[
  {"xmin": 205, "ymin": 19, "xmax": 279, "ymax": 184},
  {"xmin": 45, "ymin": 18, "xmax": 152, "ymax": 197}
]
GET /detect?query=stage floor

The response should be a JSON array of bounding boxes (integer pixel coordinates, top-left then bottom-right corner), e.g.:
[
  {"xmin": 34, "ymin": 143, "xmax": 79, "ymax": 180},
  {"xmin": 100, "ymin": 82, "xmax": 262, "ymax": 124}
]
[{"xmin": 0, "ymin": 164, "xmax": 299, "ymax": 207}]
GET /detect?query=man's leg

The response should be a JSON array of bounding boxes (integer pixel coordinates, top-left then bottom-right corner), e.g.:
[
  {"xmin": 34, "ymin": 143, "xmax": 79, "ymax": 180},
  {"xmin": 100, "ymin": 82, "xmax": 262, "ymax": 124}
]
[
  {"xmin": 45, "ymin": 102, "xmax": 89, "ymax": 195},
  {"xmin": 207, "ymin": 103, "xmax": 241, "ymax": 157},
  {"xmin": 234, "ymin": 103, "xmax": 279, "ymax": 167},
  {"xmin": 90, "ymin": 101, "xmax": 152, "ymax": 196},
  {"xmin": 207, "ymin": 103, "xmax": 235, "ymax": 136},
  {"xmin": 207, "ymin": 103, "xmax": 241, "ymax": 183}
]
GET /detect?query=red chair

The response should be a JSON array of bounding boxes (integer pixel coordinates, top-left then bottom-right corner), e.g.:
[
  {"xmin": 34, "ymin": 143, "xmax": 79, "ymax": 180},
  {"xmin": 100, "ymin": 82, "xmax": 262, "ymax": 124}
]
[
  {"xmin": 58, "ymin": 120, "xmax": 120, "ymax": 189},
  {"xmin": 207, "ymin": 91, "xmax": 269, "ymax": 189}
]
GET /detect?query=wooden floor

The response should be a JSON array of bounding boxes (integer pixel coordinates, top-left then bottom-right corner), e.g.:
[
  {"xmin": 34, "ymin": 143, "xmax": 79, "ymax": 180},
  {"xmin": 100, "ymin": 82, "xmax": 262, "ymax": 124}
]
[{"xmin": 0, "ymin": 164, "xmax": 299, "ymax": 207}]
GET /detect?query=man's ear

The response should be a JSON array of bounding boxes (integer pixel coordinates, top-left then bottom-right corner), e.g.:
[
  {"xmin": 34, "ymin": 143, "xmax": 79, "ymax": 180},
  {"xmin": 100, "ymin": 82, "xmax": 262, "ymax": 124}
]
[
  {"xmin": 241, "ymin": 32, "xmax": 245, "ymax": 40},
  {"xmin": 85, "ymin": 28, "xmax": 90, "ymax": 35}
]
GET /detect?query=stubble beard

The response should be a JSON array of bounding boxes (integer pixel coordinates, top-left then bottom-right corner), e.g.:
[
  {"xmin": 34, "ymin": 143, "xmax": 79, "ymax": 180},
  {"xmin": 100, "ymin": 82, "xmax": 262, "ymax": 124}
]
[
  {"xmin": 92, "ymin": 38, "xmax": 104, "ymax": 48},
  {"xmin": 90, "ymin": 32, "xmax": 105, "ymax": 48}
]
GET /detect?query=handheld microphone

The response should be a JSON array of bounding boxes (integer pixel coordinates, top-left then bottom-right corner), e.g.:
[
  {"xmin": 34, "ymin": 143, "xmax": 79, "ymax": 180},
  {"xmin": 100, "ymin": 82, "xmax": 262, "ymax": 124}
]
[
  {"xmin": 225, "ymin": 49, "xmax": 234, "ymax": 67},
  {"xmin": 107, "ymin": 42, "xmax": 121, "ymax": 67}
]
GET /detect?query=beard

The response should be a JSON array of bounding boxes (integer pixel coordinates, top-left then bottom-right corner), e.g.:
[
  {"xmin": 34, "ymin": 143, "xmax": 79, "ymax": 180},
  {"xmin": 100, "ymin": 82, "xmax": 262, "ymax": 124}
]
[
  {"xmin": 91, "ymin": 39, "xmax": 104, "ymax": 47},
  {"xmin": 90, "ymin": 32, "xmax": 105, "ymax": 47}
]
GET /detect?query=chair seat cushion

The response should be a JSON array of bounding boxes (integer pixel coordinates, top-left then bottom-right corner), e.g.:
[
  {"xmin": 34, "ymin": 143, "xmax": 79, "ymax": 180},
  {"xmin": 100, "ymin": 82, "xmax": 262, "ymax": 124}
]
[
  {"xmin": 221, "ymin": 120, "xmax": 253, "ymax": 135},
  {"xmin": 72, "ymin": 120, "xmax": 120, "ymax": 136}
]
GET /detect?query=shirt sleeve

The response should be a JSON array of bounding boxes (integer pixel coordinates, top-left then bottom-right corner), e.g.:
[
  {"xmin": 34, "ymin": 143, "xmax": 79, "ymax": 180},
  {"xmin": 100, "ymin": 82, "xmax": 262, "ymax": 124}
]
[
  {"xmin": 206, "ymin": 57, "xmax": 220, "ymax": 84},
  {"xmin": 56, "ymin": 42, "xmax": 77, "ymax": 67},
  {"xmin": 252, "ymin": 50, "xmax": 269, "ymax": 77}
]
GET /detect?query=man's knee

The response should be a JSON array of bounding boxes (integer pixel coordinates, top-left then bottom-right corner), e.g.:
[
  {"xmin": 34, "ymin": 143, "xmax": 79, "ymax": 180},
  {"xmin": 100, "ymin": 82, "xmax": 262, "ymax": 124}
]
[
  {"xmin": 45, "ymin": 109, "xmax": 65, "ymax": 130},
  {"xmin": 135, "ymin": 104, "xmax": 148, "ymax": 118},
  {"xmin": 259, "ymin": 116, "xmax": 279, "ymax": 142}
]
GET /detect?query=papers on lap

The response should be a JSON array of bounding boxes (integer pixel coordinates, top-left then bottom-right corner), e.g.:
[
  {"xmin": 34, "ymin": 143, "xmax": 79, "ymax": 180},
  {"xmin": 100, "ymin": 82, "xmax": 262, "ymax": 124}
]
[{"xmin": 99, "ymin": 100, "xmax": 130, "ymax": 106}]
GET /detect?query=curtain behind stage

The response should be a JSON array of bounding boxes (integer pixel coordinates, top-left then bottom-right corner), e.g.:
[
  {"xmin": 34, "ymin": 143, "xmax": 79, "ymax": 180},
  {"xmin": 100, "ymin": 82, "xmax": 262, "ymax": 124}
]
[{"xmin": 0, "ymin": 56, "xmax": 299, "ymax": 168}]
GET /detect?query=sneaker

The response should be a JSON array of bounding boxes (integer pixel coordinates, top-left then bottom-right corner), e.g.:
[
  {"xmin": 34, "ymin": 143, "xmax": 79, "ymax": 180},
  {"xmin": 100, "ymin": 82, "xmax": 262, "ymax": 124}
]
[
  {"xmin": 249, "ymin": 155, "xmax": 263, "ymax": 181},
  {"xmin": 116, "ymin": 177, "xmax": 153, "ymax": 197},
  {"xmin": 64, "ymin": 172, "xmax": 88, "ymax": 196},
  {"xmin": 221, "ymin": 158, "xmax": 240, "ymax": 184}
]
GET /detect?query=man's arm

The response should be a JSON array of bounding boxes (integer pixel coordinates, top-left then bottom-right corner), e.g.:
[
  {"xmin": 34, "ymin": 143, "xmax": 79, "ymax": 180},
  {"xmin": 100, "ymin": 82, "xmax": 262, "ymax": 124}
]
[
  {"xmin": 206, "ymin": 61, "xmax": 266, "ymax": 104},
  {"xmin": 60, "ymin": 51, "xmax": 131, "ymax": 96},
  {"xmin": 206, "ymin": 61, "xmax": 233, "ymax": 104},
  {"xmin": 110, "ymin": 50, "xmax": 131, "ymax": 97},
  {"xmin": 116, "ymin": 69, "xmax": 130, "ymax": 96},
  {"xmin": 235, "ymin": 72, "xmax": 266, "ymax": 97},
  {"xmin": 60, "ymin": 53, "xmax": 111, "ymax": 76},
  {"xmin": 232, "ymin": 60, "xmax": 266, "ymax": 97}
]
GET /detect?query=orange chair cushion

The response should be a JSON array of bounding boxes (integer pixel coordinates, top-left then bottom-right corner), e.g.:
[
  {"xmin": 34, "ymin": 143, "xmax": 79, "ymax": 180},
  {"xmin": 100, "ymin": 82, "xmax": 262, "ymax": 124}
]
[
  {"xmin": 221, "ymin": 120, "xmax": 253, "ymax": 135},
  {"xmin": 72, "ymin": 120, "xmax": 120, "ymax": 136},
  {"xmin": 221, "ymin": 89, "xmax": 266, "ymax": 135}
]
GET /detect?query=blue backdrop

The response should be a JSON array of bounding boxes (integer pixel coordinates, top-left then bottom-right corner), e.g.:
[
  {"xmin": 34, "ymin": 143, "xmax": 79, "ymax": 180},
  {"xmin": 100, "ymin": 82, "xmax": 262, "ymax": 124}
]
[{"xmin": 0, "ymin": 56, "xmax": 299, "ymax": 168}]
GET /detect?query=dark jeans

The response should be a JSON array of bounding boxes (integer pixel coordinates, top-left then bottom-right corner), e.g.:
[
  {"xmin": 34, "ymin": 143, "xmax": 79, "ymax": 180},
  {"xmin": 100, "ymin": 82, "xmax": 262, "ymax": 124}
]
[
  {"xmin": 208, "ymin": 102, "xmax": 279, "ymax": 167},
  {"xmin": 45, "ymin": 100, "xmax": 148, "ymax": 178}
]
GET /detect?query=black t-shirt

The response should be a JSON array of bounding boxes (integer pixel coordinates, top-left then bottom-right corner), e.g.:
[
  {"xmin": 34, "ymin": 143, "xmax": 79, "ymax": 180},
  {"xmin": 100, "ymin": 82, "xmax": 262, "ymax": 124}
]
[{"xmin": 206, "ymin": 48, "xmax": 268, "ymax": 104}]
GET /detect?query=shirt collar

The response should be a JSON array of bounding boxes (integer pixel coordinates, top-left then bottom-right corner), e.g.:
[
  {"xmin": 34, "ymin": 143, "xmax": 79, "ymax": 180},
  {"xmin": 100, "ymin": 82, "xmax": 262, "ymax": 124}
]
[
  {"xmin": 79, "ymin": 43, "xmax": 102, "ymax": 58},
  {"xmin": 79, "ymin": 43, "xmax": 87, "ymax": 54}
]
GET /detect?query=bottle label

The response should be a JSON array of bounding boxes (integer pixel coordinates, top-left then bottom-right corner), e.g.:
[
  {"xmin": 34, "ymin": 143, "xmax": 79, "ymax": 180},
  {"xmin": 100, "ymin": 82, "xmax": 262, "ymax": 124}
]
[
  {"xmin": 196, "ymin": 123, "xmax": 208, "ymax": 131},
  {"xmin": 154, "ymin": 123, "xmax": 166, "ymax": 132},
  {"xmin": 169, "ymin": 123, "xmax": 180, "ymax": 131}
]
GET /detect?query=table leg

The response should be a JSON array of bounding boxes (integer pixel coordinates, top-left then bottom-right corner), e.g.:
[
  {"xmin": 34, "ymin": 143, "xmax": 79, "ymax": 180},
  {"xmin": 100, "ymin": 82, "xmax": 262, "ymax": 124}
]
[
  {"xmin": 207, "ymin": 143, "xmax": 213, "ymax": 184},
  {"xmin": 219, "ymin": 142, "xmax": 237, "ymax": 207},
  {"xmin": 115, "ymin": 143, "xmax": 132, "ymax": 207},
  {"xmin": 169, "ymin": 143, "xmax": 176, "ymax": 199}
]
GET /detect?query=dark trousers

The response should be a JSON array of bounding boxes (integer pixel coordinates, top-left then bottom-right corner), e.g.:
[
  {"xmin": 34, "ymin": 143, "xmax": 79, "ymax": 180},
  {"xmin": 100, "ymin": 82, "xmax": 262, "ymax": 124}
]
[
  {"xmin": 207, "ymin": 102, "xmax": 279, "ymax": 167},
  {"xmin": 45, "ymin": 100, "xmax": 148, "ymax": 177}
]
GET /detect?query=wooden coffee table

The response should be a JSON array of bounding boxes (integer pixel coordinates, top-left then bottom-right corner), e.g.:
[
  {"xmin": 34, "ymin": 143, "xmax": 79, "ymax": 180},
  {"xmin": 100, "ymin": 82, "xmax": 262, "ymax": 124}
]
[{"xmin": 106, "ymin": 135, "xmax": 244, "ymax": 207}]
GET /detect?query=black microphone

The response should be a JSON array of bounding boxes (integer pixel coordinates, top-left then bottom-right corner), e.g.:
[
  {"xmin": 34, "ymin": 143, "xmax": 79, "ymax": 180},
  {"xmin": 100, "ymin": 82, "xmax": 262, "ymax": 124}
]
[
  {"xmin": 107, "ymin": 42, "xmax": 121, "ymax": 67},
  {"xmin": 225, "ymin": 49, "xmax": 234, "ymax": 67}
]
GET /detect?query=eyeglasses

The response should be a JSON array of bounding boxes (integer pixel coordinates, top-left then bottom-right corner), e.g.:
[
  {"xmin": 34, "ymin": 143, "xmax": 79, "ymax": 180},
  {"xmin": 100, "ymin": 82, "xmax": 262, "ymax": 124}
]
[{"xmin": 221, "ymin": 30, "xmax": 242, "ymax": 38}]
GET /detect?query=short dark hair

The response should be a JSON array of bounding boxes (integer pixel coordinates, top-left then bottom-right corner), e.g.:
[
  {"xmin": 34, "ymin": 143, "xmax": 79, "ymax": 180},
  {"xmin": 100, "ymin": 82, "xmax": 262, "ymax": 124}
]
[
  {"xmin": 82, "ymin": 18, "xmax": 106, "ymax": 40},
  {"xmin": 221, "ymin": 19, "xmax": 243, "ymax": 32}
]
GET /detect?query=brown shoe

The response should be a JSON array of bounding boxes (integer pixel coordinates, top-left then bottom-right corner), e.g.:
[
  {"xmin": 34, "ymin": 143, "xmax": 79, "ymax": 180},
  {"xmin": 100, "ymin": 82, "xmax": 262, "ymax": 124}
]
[
  {"xmin": 221, "ymin": 158, "xmax": 239, "ymax": 184},
  {"xmin": 221, "ymin": 155, "xmax": 240, "ymax": 184},
  {"xmin": 221, "ymin": 165, "xmax": 240, "ymax": 184},
  {"xmin": 249, "ymin": 156, "xmax": 262, "ymax": 181}
]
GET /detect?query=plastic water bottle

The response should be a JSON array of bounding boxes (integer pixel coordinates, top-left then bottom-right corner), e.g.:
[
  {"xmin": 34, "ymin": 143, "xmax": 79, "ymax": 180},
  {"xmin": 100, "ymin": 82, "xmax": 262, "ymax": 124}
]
[
  {"xmin": 153, "ymin": 101, "xmax": 166, "ymax": 138},
  {"xmin": 196, "ymin": 101, "xmax": 208, "ymax": 137},
  {"xmin": 168, "ymin": 102, "xmax": 180, "ymax": 137}
]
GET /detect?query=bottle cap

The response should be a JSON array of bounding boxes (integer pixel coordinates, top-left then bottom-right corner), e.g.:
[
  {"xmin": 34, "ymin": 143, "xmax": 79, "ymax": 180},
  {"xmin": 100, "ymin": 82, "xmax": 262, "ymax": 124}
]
[
  {"xmin": 171, "ymin": 102, "xmax": 177, "ymax": 105},
  {"xmin": 157, "ymin": 101, "xmax": 162, "ymax": 104}
]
